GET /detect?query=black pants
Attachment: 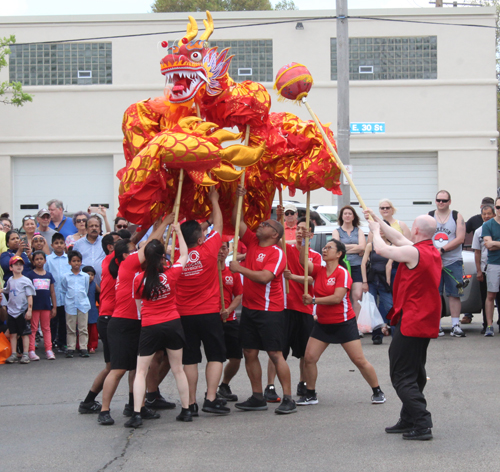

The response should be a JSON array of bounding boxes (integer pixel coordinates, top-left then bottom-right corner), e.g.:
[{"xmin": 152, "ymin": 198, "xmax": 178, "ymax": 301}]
[
  {"xmin": 50, "ymin": 306, "xmax": 67, "ymax": 348},
  {"xmin": 389, "ymin": 324, "xmax": 432, "ymax": 430}
]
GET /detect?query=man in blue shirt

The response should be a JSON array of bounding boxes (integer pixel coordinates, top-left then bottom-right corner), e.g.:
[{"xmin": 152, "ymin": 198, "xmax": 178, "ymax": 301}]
[
  {"xmin": 47, "ymin": 199, "xmax": 77, "ymax": 239},
  {"xmin": 482, "ymin": 196, "xmax": 500, "ymax": 336},
  {"xmin": 73, "ymin": 216, "xmax": 105, "ymax": 284},
  {"xmin": 45, "ymin": 233, "xmax": 71, "ymax": 351}
]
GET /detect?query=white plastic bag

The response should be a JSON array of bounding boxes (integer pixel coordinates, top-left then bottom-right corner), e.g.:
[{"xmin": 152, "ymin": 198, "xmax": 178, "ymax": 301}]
[{"xmin": 357, "ymin": 292, "xmax": 385, "ymax": 334}]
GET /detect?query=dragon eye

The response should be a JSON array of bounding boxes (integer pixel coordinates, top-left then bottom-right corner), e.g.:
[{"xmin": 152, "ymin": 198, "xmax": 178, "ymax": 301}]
[{"xmin": 190, "ymin": 51, "xmax": 202, "ymax": 62}]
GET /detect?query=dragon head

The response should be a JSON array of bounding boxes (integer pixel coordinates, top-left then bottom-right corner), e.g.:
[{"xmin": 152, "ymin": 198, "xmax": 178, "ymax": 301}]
[{"xmin": 160, "ymin": 11, "xmax": 233, "ymax": 103}]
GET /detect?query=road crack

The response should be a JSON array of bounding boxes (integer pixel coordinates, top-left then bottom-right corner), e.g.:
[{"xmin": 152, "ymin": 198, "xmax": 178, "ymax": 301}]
[{"xmin": 97, "ymin": 429, "xmax": 135, "ymax": 472}]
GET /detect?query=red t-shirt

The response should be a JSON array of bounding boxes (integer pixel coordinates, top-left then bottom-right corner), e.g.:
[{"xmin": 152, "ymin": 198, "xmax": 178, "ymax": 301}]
[
  {"xmin": 240, "ymin": 229, "xmax": 286, "ymax": 312},
  {"xmin": 134, "ymin": 263, "xmax": 184, "ymax": 327},
  {"xmin": 113, "ymin": 252, "xmax": 141, "ymax": 320},
  {"xmin": 176, "ymin": 231, "xmax": 221, "ymax": 316},
  {"xmin": 220, "ymin": 263, "xmax": 243, "ymax": 322},
  {"xmin": 284, "ymin": 244, "xmax": 323, "ymax": 315},
  {"xmin": 311, "ymin": 264, "xmax": 355, "ymax": 324},
  {"xmin": 99, "ymin": 253, "xmax": 115, "ymax": 317}
]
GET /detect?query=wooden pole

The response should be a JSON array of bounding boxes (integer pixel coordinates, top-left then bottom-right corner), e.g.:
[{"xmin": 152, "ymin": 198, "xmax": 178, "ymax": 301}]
[
  {"xmin": 218, "ymin": 261, "xmax": 226, "ymax": 317},
  {"xmin": 279, "ymin": 187, "xmax": 289, "ymax": 294},
  {"xmin": 302, "ymin": 97, "xmax": 371, "ymax": 218},
  {"xmin": 304, "ymin": 191, "xmax": 311, "ymax": 295},
  {"xmin": 232, "ymin": 124, "xmax": 251, "ymax": 261},
  {"xmin": 170, "ymin": 169, "xmax": 184, "ymax": 261}
]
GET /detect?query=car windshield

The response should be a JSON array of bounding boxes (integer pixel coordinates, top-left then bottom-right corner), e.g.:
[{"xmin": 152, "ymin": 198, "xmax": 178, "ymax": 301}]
[{"xmin": 318, "ymin": 212, "xmax": 338, "ymax": 224}]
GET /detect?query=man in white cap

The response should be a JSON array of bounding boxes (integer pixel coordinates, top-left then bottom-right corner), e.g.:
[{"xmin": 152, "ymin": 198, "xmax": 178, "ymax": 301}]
[{"xmin": 283, "ymin": 203, "xmax": 298, "ymax": 244}]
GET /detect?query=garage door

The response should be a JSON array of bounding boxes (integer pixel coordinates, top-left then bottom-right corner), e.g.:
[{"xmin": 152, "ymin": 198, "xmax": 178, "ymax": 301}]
[
  {"xmin": 350, "ymin": 152, "xmax": 438, "ymax": 227},
  {"xmin": 12, "ymin": 155, "xmax": 114, "ymax": 229}
]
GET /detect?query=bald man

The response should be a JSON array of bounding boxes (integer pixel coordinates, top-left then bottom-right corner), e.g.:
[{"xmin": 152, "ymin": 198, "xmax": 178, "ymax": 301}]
[{"xmin": 365, "ymin": 211, "xmax": 441, "ymax": 441}]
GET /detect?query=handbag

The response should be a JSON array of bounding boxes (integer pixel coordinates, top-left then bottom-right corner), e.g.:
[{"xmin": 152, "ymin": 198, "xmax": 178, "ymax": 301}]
[
  {"xmin": 0, "ymin": 331, "xmax": 12, "ymax": 364},
  {"xmin": 357, "ymin": 292, "xmax": 385, "ymax": 334}
]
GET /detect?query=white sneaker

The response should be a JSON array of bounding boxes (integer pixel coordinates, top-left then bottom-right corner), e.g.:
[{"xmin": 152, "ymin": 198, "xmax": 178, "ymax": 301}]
[
  {"xmin": 46, "ymin": 350, "xmax": 56, "ymax": 360},
  {"xmin": 450, "ymin": 325, "xmax": 466, "ymax": 337},
  {"xmin": 28, "ymin": 350, "xmax": 40, "ymax": 361},
  {"xmin": 438, "ymin": 327, "xmax": 445, "ymax": 337}
]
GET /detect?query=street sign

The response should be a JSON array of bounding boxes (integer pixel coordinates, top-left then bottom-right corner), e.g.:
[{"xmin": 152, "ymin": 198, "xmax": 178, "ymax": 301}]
[
  {"xmin": 350, "ymin": 123, "xmax": 385, "ymax": 134},
  {"xmin": 343, "ymin": 165, "xmax": 352, "ymax": 185}
]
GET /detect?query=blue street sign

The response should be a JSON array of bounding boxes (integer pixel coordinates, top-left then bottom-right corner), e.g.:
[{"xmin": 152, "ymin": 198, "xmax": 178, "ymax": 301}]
[{"xmin": 350, "ymin": 123, "xmax": 385, "ymax": 134}]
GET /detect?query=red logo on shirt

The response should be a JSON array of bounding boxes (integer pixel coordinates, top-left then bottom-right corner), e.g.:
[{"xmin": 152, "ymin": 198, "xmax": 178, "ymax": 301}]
[
  {"xmin": 189, "ymin": 251, "xmax": 200, "ymax": 263},
  {"xmin": 327, "ymin": 277, "xmax": 336, "ymax": 285},
  {"xmin": 225, "ymin": 275, "xmax": 233, "ymax": 285},
  {"xmin": 256, "ymin": 253, "xmax": 266, "ymax": 262}
]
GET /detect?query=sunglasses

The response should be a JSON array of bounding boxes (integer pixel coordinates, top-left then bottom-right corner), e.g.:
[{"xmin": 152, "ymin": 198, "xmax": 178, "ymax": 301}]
[
  {"xmin": 76, "ymin": 218, "xmax": 87, "ymax": 224},
  {"xmin": 116, "ymin": 224, "xmax": 128, "ymax": 229},
  {"xmin": 285, "ymin": 211, "xmax": 295, "ymax": 216},
  {"xmin": 379, "ymin": 206, "xmax": 391, "ymax": 211},
  {"xmin": 23, "ymin": 216, "xmax": 35, "ymax": 221},
  {"xmin": 436, "ymin": 199, "xmax": 450, "ymax": 203},
  {"xmin": 261, "ymin": 222, "xmax": 277, "ymax": 230},
  {"xmin": 496, "ymin": 206, "xmax": 500, "ymax": 210}
]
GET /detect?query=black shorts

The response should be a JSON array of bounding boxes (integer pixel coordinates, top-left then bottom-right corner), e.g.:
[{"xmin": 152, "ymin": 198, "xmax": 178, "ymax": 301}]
[
  {"xmin": 107, "ymin": 317, "xmax": 141, "ymax": 371},
  {"xmin": 350, "ymin": 265, "xmax": 363, "ymax": 283},
  {"xmin": 97, "ymin": 315, "xmax": 111, "ymax": 363},
  {"xmin": 282, "ymin": 309, "xmax": 315, "ymax": 360},
  {"xmin": 139, "ymin": 319, "xmax": 185, "ymax": 357},
  {"xmin": 180, "ymin": 313, "xmax": 226, "ymax": 365},
  {"xmin": 240, "ymin": 307, "xmax": 285, "ymax": 352},
  {"xmin": 223, "ymin": 319, "xmax": 243, "ymax": 360},
  {"xmin": 310, "ymin": 317, "xmax": 359, "ymax": 345},
  {"xmin": 7, "ymin": 312, "xmax": 31, "ymax": 336}
]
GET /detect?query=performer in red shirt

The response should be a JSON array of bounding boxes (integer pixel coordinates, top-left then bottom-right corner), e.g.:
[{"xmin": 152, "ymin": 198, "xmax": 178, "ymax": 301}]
[
  {"xmin": 177, "ymin": 188, "xmax": 230, "ymax": 416},
  {"xmin": 125, "ymin": 223, "xmax": 191, "ymax": 428},
  {"xmin": 229, "ymin": 186, "xmax": 295, "ymax": 415},
  {"xmin": 216, "ymin": 240, "xmax": 243, "ymax": 402},
  {"xmin": 366, "ymin": 210, "xmax": 441, "ymax": 441},
  {"xmin": 98, "ymin": 214, "xmax": 174, "ymax": 426},
  {"xmin": 299, "ymin": 238, "xmax": 385, "ymax": 407}
]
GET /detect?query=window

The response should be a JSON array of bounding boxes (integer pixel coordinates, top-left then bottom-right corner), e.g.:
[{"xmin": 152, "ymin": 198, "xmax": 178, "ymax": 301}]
[
  {"xmin": 209, "ymin": 40, "xmax": 273, "ymax": 83},
  {"xmin": 331, "ymin": 36, "xmax": 437, "ymax": 81},
  {"xmin": 9, "ymin": 42, "xmax": 112, "ymax": 86}
]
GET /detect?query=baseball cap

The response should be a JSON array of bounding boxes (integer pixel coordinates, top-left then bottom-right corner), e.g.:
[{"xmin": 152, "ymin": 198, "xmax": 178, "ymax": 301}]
[
  {"xmin": 37, "ymin": 208, "xmax": 50, "ymax": 217},
  {"xmin": 9, "ymin": 256, "xmax": 24, "ymax": 266},
  {"xmin": 284, "ymin": 203, "xmax": 297, "ymax": 213}
]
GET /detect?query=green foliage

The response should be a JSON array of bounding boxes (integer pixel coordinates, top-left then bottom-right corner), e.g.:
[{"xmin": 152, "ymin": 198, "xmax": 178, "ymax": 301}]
[
  {"xmin": 1, "ymin": 35, "xmax": 33, "ymax": 107},
  {"xmin": 274, "ymin": 0, "xmax": 297, "ymax": 10},
  {"xmin": 151, "ymin": 0, "xmax": 273, "ymax": 12}
]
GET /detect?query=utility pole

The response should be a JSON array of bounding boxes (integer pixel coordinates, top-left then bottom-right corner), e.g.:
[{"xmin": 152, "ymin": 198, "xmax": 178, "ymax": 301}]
[{"xmin": 336, "ymin": 0, "xmax": 350, "ymax": 208}]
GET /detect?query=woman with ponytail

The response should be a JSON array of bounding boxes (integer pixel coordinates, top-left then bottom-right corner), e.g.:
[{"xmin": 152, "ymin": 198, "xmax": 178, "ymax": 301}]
[
  {"xmin": 125, "ymin": 223, "xmax": 190, "ymax": 428},
  {"xmin": 296, "ymin": 239, "xmax": 386, "ymax": 407}
]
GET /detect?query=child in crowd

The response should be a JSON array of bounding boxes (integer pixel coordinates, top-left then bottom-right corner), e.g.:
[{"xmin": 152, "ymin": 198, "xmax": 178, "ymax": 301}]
[
  {"xmin": 82, "ymin": 265, "xmax": 100, "ymax": 354},
  {"xmin": 3, "ymin": 256, "xmax": 36, "ymax": 364},
  {"xmin": 45, "ymin": 233, "xmax": 71, "ymax": 353},
  {"xmin": 31, "ymin": 232, "xmax": 51, "ymax": 255},
  {"xmin": 26, "ymin": 251, "xmax": 57, "ymax": 360},
  {"xmin": 61, "ymin": 250, "xmax": 91, "ymax": 359}
]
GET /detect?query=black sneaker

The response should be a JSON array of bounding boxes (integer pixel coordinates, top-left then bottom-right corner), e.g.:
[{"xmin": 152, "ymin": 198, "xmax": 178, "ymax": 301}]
[
  {"xmin": 385, "ymin": 419, "xmax": 414, "ymax": 434},
  {"xmin": 403, "ymin": 428, "xmax": 433, "ymax": 441},
  {"xmin": 217, "ymin": 383, "xmax": 238, "ymax": 402},
  {"xmin": 79, "ymin": 349, "xmax": 90, "ymax": 358},
  {"xmin": 235, "ymin": 396, "xmax": 268, "ymax": 411},
  {"xmin": 124, "ymin": 413, "xmax": 143, "ymax": 428},
  {"xmin": 371, "ymin": 391, "xmax": 386, "ymax": 404},
  {"xmin": 176, "ymin": 408, "xmax": 193, "ymax": 422},
  {"xmin": 140, "ymin": 406, "xmax": 160, "ymax": 420},
  {"xmin": 189, "ymin": 403, "xmax": 199, "ymax": 417},
  {"xmin": 202, "ymin": 397, "xmax": 231, "ymax": 415},
  {"xmin": 372, "ymin": 337, "xmax": 383, "ymax": 345},
  {"xmin": 264, "ymin": 384, "xmax": 281, "ymax": 403},
  {"xmin": 65, "ymin": 350, "xmax": 74, "ymax": 358},
  {"xmin": 275, "ymin": 398, "xmax": 297, "ymax": 415},
  {"xmin": 123, "ymin": 403, "xmax": 134, "ymax": 417},
  {"xmin": 98, "ymin": 411, "xmax": 115, "ymax": 425},
  {"xmin": 79, "ymin": 400, "xmax": 102, "ymax": 414},
  {"xmin": 57, "ymin": 345, "xmax": 67, "ymax": 353},
  {"xmin": 297, "ymin": 394, "xmax": 318, "ymax": 406},
  {"xmin": 145, "ymin": 395, "xmax": 176, "ymax": 410},
  {"xmin": 296, "ymin": 381, "xmax": 307, "ymax": 397}
]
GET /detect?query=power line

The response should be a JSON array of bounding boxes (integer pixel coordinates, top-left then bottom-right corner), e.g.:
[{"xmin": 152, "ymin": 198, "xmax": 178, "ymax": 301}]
[{"xmin": 12, "ymin": 13, "xmax": 498, "ymax": 46}]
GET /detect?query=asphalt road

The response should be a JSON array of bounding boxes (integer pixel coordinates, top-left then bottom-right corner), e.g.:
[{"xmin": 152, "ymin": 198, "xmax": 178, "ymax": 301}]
[{"xmin": 2, "ymin": 317, "xmax": 499, "ymax": 472}]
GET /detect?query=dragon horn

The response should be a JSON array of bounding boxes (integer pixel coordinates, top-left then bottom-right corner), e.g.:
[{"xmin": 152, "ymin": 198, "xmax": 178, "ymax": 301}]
[
  {"xmin": 178, "ymin": 16, "xmax": 198, "ymax": 46},
  {"xmin": 199, "ymin": 11, "xmax": 214, "ymax": 41}
]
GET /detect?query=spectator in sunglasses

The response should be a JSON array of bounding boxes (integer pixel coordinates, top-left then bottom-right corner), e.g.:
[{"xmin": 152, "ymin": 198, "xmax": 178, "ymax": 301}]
[
  {"xmin": 21, "ymin": 215, "xmax": 38, "ymax": 250},
  {"xmin": 114, "ymin": 217, "xmax": 129, "ymax": 232},
  {"xmin": 283, "ymin": 203, "xmax": 298, "ymax": 244},
  {"xmin": 378, "ymin": 199, "xmax": 411, "ymax": 239},
  {"xmin": 32, "ymin": 233, "xmax": 51, "ymax": 256},
  {"xmin": 66, "ymin": 211, "xmax": 91, "ymax": 250}
]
